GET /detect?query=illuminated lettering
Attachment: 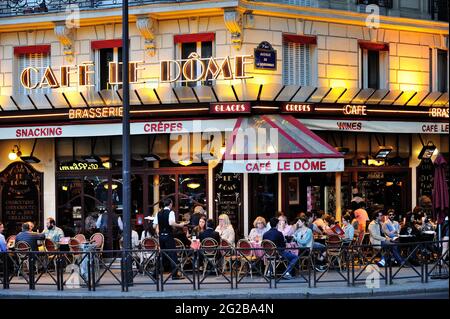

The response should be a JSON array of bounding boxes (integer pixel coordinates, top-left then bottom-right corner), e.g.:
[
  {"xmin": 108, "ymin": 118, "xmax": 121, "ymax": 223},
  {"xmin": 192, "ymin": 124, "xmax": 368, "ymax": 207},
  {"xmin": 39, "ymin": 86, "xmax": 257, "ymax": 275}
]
[
  {"xmin": 20, "ymin": 67, "xmax": 39, "ymax": 89},
  {"xmin": 39, "ymin": 66, "xmax": 60, "ymax": 88}
]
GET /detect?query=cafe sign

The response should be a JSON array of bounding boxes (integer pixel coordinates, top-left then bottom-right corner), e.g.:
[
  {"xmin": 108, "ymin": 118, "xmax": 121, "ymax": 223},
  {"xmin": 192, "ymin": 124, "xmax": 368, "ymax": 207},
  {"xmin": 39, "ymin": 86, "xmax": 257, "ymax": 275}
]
[{"xmin": 20, "ymin": 54, "xmax": 254, "ymax": 89}]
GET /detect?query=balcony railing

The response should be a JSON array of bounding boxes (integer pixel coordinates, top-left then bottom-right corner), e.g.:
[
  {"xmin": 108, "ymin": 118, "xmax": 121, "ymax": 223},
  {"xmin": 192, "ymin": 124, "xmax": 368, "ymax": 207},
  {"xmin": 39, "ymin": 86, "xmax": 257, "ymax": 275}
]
[
  {"xmin": 0, "ymin": 0, "xmax": 196, "ymax": 17},
  {"xmin": 0, "ymin": 0, "xmax": 448, "ymax": 22}
]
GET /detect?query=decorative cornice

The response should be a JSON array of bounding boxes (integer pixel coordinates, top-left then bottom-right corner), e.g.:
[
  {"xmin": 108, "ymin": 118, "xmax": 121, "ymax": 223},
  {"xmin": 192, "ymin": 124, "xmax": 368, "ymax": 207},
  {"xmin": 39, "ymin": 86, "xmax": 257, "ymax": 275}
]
[
  {"xmin": 224, "ymin": 8, "xmax": 243, "ymax": 50},
  {"xmin": 136, "ymin": 15, "xmax": 157, "ymax": 57},
  {"xmin": 54, "ymin": 23, "xmax": 74, "ymax": 61}
]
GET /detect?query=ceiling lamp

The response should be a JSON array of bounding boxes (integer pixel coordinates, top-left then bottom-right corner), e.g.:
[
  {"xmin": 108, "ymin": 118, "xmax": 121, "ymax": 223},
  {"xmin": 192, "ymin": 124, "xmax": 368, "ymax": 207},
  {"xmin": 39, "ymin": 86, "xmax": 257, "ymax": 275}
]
[
  {"xmin": 82, "ymin": 155, "xmax": 102, "ymax": 163},
  {"xmin": 335, "ymin": 147, "xmax": 350, "ymax": 155},
  {"xmin": 143, "ymin": 135, "xmax": 160, "ymax": 162},
  {"xmin": 21, "ymin": 139, "xmax": 41, "ymax": 164},
  {"xmin": 187, "ymin": 183, "xmax": 201, "ymax": 189},
  {"xmin": 179, "ymin": 159, "xmax": 193, "ymax": 166},
  {"xmin": 374, "ymin": 146, "xmax": 393, "ymax": 159},
  {"xmin": 418, "ymin": 142, "xmax": 437, "ymax": 160},
  {"xmin": 8, "ymin": 145, "xmax": 22, "ymax": 161},
  {"xmin": 104, "ymin": 183, "xmax": 119, "ymax": 190}
]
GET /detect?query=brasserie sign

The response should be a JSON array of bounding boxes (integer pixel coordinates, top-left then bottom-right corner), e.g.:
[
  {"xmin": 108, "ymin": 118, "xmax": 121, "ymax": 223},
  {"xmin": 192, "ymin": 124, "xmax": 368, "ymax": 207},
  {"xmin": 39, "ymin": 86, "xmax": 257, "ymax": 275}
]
[{"xmin": 20, "ymin": 54, "xmax": 254, "ymax": 89}]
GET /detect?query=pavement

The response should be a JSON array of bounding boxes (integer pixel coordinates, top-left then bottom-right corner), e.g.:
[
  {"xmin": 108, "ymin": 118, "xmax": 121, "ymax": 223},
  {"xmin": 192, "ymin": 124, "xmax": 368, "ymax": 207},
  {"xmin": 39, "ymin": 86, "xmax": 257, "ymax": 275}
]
[{"xmin": 0, "ymin": 276, "xmax": 448, "ymax": 299}]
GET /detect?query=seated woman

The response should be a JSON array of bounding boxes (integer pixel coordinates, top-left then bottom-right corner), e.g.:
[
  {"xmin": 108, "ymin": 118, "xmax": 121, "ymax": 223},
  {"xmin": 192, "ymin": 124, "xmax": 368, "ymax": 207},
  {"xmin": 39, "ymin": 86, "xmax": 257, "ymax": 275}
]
[
  {"xmin": 215, "ymin": 214, "xmax": 235, "ymax": 245},
  {"xmin": 277, "ymin": 215, "xmax": 294, "ymax": 237},
  {"xmin": 248, "ymin": 216, "xmax": 268, "ymax": 242},
  {"xmin": 293, "ymin": 215, "xmax": 313, "ymax": 249},
  {"xmin": 342, "ymin": 213, "xmax": 355, "ymax": 243},
  {"xmin": 191, "ymin": 216, "xmax": 207, "ymax": 239}
]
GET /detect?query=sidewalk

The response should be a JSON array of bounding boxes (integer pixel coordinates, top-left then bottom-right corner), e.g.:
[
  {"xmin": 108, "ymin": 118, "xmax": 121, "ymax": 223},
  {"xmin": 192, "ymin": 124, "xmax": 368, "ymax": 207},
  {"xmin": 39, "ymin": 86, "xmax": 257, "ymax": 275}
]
[{"xmin": 0, "ymin": 279, "xmax": 447, "ymax": 299}]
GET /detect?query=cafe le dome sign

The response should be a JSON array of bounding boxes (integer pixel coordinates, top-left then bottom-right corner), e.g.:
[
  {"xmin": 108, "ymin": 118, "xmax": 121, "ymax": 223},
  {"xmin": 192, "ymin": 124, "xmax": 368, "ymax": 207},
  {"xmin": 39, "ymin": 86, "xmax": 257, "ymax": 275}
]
[{"xmin": 20, "ymin": 53, "xmax": 254, "ymax": 89}]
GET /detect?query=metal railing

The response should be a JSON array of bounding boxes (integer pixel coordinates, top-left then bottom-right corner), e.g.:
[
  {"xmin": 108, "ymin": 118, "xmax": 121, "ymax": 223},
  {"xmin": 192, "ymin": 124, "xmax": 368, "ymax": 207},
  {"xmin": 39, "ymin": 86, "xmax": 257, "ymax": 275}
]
[
  {"xmin": 0, "ymin": 240, "xmax": 448, "ymax": 292},
  {"xmin": 0, "ymin": 0, "xmax": 196, "ymax": 17}
]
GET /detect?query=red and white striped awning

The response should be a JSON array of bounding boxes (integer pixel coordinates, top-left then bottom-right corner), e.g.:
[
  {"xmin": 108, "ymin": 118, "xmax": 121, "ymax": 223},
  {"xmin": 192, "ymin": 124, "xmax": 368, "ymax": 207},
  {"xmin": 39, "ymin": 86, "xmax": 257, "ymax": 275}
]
[{"xmin": 222, "ymin": 114, "xmax": 344, "ymax": 173}]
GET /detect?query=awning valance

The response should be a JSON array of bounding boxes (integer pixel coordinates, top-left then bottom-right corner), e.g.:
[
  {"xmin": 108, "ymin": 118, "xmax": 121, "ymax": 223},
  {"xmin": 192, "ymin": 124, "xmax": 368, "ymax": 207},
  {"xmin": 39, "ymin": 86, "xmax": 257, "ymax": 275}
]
[{"xmin": 222, "ymin": 115, "xmax": 344, "ymax": 173}]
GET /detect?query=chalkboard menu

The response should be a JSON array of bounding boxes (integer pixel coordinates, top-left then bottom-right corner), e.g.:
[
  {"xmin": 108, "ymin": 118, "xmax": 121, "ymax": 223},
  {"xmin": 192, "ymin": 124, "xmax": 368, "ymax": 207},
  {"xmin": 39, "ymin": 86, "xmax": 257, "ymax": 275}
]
[
  {"xmin": 0, "ymin": 162, "xmax": 43, "ymax": 236},
  {"xmin": 214, "ymin": 166, "xmax": 242, "ymax": 237},
  {"xmin": 417, "ymin": 158, "xmax": 434, "ymax": 198}
]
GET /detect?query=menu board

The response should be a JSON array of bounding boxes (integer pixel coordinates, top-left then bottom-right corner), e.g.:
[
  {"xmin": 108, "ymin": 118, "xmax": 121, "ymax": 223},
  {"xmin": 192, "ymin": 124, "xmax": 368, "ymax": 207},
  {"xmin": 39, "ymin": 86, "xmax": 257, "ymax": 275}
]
[
  {"xmin": 214, "ymin": 166, "xmax": 242, "ymax": 237},
  {"xmin": 0, "ymin": 162, "xmax": 43, "ymax": 236},
  {"xmin": 417, "ymin": 158, "xmax": 434, "ymax": 198}
]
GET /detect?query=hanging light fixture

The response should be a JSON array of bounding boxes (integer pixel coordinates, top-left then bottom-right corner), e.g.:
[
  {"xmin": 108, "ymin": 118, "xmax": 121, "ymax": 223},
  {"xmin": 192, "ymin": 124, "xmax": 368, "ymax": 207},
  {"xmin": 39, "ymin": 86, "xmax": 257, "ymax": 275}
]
[
  {"xmin": 20, "ymin": 139, "xmax": 41, "ymax": 164},
  {"xmin": 8, "ymin": 145, "xmax": 22, "ymax": 161},
  {"xmin": 187, "ymin": 182, "xmax": 201, "ymax": 189},
  {"xmin": 179, "ymin": 159, "xmax": 193, "ymax": 166},
  {"xmin": 418, "ymin": 141, "xmax": 437, "ymax": 160}
]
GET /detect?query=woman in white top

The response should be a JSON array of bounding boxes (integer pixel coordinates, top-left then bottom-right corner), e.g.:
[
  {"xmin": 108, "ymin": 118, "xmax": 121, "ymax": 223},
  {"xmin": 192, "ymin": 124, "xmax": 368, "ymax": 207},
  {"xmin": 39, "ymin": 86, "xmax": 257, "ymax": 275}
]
[
  {"xmin": 277, "ymin": 215, "xmax": 294, "ymax": 237},
  {"xmin": 248, "ymin": 216, "xmax": 267, "ymax": 242},
  {"xmin": 215, "ymin": 214, "xmax": 235, "ymax": 245}
]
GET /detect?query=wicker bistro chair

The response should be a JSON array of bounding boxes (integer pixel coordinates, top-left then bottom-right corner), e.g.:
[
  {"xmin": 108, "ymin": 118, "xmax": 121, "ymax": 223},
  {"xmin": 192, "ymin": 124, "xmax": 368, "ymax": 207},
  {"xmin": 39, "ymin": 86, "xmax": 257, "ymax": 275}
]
[
  {"xmin": 74, "ymin": 234, "xmax": 87, "ymax": 244},
  {"xmin": 6, "ymin": 235, "xmax": 16, "ymax": 249},
  {"xmin": 200, "ymin": 238, "xmax": 219, "ymax": 277},
  {"xmin": 14, "ymin": 241, "xmax": 32, "ymax": 278},
  {"xmin": 89, "ymin": 233, "xmax": 104, "ymax": 251},
  {"xmin": 220, "ymin": 238, "xmax": 237, "ymax": 273},
  {"xmin": 173, "ymin": 238, "xmax": 189, "ymax": 273},
  {"xmin": 236, "ymin": 239, "xmax": 259, "ymax": 278},
  {"xmin": 261, "ymin": 239, "xmax": 288, "ymax": 277},
  {"xmin": 141, "ymin": 237, "xmax": 159, "ymax": 273},
  {"xmin": 43, "ymin": 238, "xmax": 59, "ymax": 270},
  {"xmin": 68, "ymin": 238, "xmax": 84, "ymax": 267},
  {"xmin": 326, "ymin": 234, "xmax": 345, "ymax": 271}
]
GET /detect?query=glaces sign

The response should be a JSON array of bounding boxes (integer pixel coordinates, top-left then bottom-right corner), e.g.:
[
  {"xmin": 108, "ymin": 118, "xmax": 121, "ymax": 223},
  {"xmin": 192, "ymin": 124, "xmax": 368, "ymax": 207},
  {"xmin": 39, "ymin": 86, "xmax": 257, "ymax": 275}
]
[{"xmin": 20, "ymin": 54, "xmax": 254, "ymax": 90}]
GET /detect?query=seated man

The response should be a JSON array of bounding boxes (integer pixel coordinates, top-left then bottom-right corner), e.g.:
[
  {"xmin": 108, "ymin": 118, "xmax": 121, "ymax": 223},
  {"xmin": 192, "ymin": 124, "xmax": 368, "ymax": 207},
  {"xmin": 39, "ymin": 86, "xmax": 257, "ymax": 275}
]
[
  {"xmin": 368, "ymin": 210, "xmax": 404, "ymax": 267},
  {"xmin": 43, "ymin": 217, "xmax": 65, "ymax": 244},
  {"xmin": 263, "ymin": 217, "xmax": 299, "ymax": 280},
  {"xmin": 199, "ymin": 219, "xmax": 221, "ymax": 244},
  {"xmin": 15, "ymin": 222, "xmax": 45, "ymax": 252}
]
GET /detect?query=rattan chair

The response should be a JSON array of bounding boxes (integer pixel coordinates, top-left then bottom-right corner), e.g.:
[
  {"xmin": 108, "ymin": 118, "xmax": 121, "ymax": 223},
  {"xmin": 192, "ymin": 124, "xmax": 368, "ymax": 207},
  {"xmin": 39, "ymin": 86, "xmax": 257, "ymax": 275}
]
[
  {"xmin": 261, "ymin": 239, "xmax": 288, "ymax": 277},
  {"xmin": 220, "ymin": 238, "xmax": 237, "ymax": 273},
  {"xmin": 74, "ymin": 234, "xmax": 87, "ymax": 243},
  {"xmin": 15, "ymin": 241, "xmax": 32, "ymax": 278},
  {"xmin": 141, "ymin": 237, "xmax": 159, "ymax": 273},
  {"xmin": 236, "ymin": 239, "xmax": 258, "ymax": 278},
  {"xmin": 326, "ymin": 234, "xmax": 344, "ymax": 271},
  {"xmin": 200, "ymin": 237, "xmax": 219, "ymax": 277}
]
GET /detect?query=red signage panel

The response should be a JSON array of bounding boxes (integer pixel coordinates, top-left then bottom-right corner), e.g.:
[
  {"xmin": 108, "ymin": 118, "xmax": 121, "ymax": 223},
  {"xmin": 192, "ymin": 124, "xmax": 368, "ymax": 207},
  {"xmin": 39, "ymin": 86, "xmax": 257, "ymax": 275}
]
[{"xmin": 210, "ymin": 102, "xmax": 251, "ymax": 114}]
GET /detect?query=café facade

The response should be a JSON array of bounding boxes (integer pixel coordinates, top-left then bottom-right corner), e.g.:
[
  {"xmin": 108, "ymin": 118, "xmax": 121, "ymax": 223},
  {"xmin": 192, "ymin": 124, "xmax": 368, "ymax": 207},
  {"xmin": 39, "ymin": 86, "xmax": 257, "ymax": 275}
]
[{"xmin": 0, "ymin": 0, "xmax": 448, "ymax": 239}]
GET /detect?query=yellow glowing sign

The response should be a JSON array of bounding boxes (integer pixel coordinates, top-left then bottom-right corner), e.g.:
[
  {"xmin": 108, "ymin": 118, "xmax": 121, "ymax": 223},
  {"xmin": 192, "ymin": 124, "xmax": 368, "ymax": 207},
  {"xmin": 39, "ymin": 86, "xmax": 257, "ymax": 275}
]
[{"xmin": 19, "ymin": 55, "xmax": 254, "ymax": 90}]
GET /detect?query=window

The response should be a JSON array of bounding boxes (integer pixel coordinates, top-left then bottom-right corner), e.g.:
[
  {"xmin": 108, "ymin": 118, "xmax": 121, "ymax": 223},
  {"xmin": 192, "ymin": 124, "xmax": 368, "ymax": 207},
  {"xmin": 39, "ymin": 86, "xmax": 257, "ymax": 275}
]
[
  {"xmin": 283, "ymin": 42, "xmax": 312, "ymax": 86},
  {"xmin": 95, "ymin": 47, "xmax": 122, "ymax": 91},
  {"xmin": 437, "ymin": 49, "xmax": 448, "ymax": 92},
  {"xmin": 178, "ymin": 41, "xmax": 213, "ymax": 87},
  {"xmin": 16, "ymin": 53, "xmax": 51, "ymax": 95},
  {"xmin": 361, "ymin": 48, "xmax": 388, "ymax": 89}
]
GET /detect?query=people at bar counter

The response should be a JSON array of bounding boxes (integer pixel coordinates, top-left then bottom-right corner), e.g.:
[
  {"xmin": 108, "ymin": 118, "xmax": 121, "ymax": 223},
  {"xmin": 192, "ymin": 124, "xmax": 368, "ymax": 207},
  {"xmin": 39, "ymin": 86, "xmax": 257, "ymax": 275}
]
[
  {"xmin": 43, "ymin": 217, "xmax": 65, "ymax": 244},
  {"xmin": 215, "ymin": 214, "xmax": 235, "ymax": 245},
  {"xmin": 248, "ymin": 216, "xmax": 268, "ymax": 242},
  {"xmin": 0, "ymin": 222, "xmax": 7, "ymax": 252},
  {"xmin": 263, "ymin": 217, "xmax": 299, "ymax": 280},
  {"xmin": 15, "ymin": 222, "xmax": 46, "ymax": 251},
  {"xmin": 368, "ymin": 210, "xmax": 405, "ymax": 267}
]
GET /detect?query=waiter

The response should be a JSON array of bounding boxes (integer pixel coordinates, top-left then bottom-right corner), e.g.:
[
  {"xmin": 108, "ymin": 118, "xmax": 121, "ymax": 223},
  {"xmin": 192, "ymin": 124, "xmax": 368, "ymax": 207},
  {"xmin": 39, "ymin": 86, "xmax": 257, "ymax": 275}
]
[{"xmin": 153, "ymin": 198, "xmax": 187, "ymax": 279}]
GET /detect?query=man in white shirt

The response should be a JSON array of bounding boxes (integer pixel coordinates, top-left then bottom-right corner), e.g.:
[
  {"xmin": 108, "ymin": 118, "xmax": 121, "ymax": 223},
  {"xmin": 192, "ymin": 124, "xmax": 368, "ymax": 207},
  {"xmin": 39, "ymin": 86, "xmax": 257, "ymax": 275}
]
[{"xmin": 153, "ymin": 198, "xmax": 187, "ymax": 279}]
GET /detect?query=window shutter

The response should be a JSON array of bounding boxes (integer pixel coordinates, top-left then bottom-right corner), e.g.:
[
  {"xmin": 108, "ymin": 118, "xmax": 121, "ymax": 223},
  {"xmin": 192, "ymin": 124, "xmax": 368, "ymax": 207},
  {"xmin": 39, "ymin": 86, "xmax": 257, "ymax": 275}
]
[
  {"xmin": 283, "ymin": 41, "xmax": 311, "ymax": 86},
  {"xmin": 17, "ymin": 53, "xmax": 51, "ymax": 96}
]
